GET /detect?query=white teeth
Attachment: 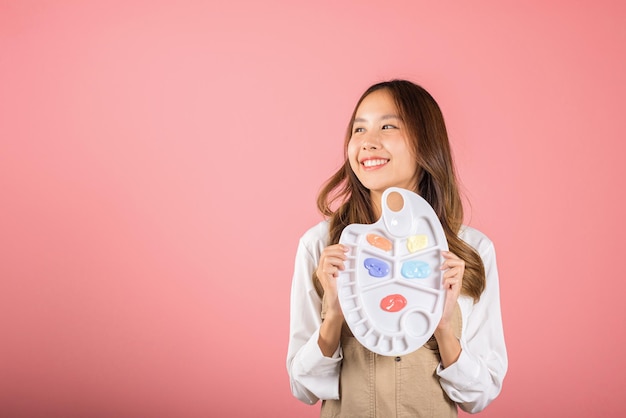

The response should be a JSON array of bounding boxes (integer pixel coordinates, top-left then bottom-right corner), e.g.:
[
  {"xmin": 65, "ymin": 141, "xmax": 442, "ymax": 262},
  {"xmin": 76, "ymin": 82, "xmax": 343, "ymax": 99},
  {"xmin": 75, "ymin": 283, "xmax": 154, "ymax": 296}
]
[{"xmin": 363, "ymin": 159, "xmax": 388, "ymax": 167}]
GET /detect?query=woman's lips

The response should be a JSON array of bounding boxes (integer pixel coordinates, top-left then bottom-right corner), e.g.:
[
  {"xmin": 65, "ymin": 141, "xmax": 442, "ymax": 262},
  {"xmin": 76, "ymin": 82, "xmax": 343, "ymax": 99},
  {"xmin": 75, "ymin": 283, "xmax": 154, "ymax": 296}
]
[{"xmin": 361, "ymin": 158, "xmax": 389, "ymax": 169}]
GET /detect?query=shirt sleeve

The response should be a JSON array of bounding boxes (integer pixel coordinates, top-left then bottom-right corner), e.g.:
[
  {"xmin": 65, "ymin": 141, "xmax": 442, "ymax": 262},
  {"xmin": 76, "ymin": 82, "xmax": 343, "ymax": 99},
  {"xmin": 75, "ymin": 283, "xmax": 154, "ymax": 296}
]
[
  {"xmin": 437, "ymin": 239, "xmax": 508, "ymax": 413},
  {"xmin": 286, "ymin": 232, "xmax": 342, "ymax": 404}
]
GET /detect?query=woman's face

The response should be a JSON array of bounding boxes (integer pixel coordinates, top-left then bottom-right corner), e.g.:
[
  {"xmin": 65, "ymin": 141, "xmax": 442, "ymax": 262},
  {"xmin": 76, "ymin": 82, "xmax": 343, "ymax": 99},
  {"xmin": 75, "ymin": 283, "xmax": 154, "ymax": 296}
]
[{"xmin": 348, "ymin": 89, "xmax": 418, "ymax": 208}]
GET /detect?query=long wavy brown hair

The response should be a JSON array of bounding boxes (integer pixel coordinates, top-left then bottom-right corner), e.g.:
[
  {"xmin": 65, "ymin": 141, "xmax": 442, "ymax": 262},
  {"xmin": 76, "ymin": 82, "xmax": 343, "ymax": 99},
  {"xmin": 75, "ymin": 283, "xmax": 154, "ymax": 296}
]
[{"xmin": 316, "ymin": 79, "xmax": 485, "ymax": 302}]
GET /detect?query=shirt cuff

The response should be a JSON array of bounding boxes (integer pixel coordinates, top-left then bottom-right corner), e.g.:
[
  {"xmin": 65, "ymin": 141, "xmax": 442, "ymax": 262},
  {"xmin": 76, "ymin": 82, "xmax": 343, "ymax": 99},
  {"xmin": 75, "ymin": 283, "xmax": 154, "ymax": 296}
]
[
  {"xmin": 436, "ymin": 346, "xmax": 480, "ymax": 390},
  {"xmin": 299, "ymin": 328, "xmax": 343, "ymax": 375}
]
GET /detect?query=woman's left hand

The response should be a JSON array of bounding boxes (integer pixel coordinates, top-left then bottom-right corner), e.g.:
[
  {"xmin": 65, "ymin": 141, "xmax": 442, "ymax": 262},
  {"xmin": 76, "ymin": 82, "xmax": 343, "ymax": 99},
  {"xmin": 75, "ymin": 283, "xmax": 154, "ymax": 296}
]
[
  {"xmin": 434, "ymin": 250, "xmax": 465, "ymax": 367},
  {"xmin": 438, "ymin": 250, "xmax": 465, "ymax": 331}
]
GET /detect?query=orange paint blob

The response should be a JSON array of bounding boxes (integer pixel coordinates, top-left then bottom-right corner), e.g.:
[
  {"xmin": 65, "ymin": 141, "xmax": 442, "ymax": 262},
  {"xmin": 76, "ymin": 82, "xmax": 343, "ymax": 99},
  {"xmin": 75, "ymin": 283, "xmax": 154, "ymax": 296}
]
[{"xmin": 366, "ymin": 234, "xmax": 392, "ymax": 252}]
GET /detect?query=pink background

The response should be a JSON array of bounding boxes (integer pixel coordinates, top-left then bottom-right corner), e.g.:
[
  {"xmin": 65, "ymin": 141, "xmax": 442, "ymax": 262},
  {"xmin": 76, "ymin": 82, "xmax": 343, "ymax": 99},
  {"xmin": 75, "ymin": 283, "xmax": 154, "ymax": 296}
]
[{"xmin": 1, "ymin": 1, "xmax": 625, "ymax": 417}]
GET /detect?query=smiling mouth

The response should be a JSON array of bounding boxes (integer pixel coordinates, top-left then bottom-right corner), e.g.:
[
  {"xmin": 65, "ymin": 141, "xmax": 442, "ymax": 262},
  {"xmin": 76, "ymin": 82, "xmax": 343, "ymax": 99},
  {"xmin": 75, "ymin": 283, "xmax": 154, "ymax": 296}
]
[{"xmin": 362, "ymin": 159, "xmax": 389, "ymax": 168}]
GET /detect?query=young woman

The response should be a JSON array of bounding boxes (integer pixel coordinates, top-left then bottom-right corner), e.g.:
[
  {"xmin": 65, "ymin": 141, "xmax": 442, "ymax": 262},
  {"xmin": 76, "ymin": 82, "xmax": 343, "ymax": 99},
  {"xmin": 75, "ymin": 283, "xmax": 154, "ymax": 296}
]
[{"xmin": 286, "ymin": 80, "xmax": 507, "ymax": 417}]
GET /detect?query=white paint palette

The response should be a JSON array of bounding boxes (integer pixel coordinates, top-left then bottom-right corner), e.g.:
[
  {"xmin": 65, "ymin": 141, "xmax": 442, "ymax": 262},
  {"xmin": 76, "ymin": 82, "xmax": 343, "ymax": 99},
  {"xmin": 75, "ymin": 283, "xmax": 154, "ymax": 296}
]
[{"xmin": 337, "ymin": 187, "xmax": 448, "ymax": 356}]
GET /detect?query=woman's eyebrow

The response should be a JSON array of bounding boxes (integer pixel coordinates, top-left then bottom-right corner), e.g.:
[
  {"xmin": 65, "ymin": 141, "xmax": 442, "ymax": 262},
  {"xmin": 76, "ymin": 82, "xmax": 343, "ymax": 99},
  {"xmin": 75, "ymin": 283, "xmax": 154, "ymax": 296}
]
[{"xmin": 354, "ymin": 114, "xmax": 401, "ymax": 123}]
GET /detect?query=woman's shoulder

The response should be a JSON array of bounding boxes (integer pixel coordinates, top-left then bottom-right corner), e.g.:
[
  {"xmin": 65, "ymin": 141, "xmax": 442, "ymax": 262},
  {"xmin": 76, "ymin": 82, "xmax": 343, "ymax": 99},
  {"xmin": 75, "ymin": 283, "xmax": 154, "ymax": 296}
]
[
  {"xmin": 299, "ymin": 219, "xmax": 330, "ymax": 245},
  {"xmin": 294, "ymin": 220, "xmax": 330, "ymax": 261},
  {"xmin": 300, "ymin": 222, "xmax": 494, "ymax": 247},
  {"xmin": 297, "ymin": 221, "xmax": 496, "ymax": 257},
  {"xmin": 458, "ymin": 225, "xmax": 495, "ymax": 255}
]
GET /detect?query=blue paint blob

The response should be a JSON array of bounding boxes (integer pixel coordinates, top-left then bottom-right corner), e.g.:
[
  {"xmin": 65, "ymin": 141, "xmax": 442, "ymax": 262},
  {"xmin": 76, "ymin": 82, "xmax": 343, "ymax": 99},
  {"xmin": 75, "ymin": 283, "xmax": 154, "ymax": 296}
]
[
  {"xmin": 363, "ymin": 258, "xmax": 390, "ymax": 278},
  {"xmin": 401, "ymin": 260, "xmax": 431, "ymax": 278}
]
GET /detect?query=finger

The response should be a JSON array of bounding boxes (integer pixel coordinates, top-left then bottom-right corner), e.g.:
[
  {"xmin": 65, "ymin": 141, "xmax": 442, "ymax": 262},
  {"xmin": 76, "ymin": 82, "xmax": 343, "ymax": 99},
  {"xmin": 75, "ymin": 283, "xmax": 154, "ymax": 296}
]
[
  {"xmin": 442, "ymin": 267, "xmax": 462, "ymax": 279},
  {"xmin": 325, "ymin": 255, "xmax": 347, "ymax": 270},
  {"xmin": 329, "ymin": 244, "xmax": 350, "ymax": 253},
  {"xmin": 443, "ymin": 270, "xmax": 462, "ymax": 281},
  {"xmin": 323, "ymin": 247, "xmax": 349, "ymax": 261},
  {"xmin": 442, "ymin": 276, "xmax": 462, "ymax": 289},
  {"xmin": 322, "ymin": 257, "xmax": 350, "ymax": 277},
  {"xmin": 440, "ymin": 263, "xmax": 464, "ymax": 272},
  {"xmin": 442, "ymin": 266, "xmax": 463, "ymax": 286},
  {"xmin": 321, "ymin": 262, "xmax": 340, "ymax": 274},
  {"xmin": 441, "ymin": 251, "xmax": 461, "ymax": 260},
  {"xmin": 440, "ymin": 258, "xmax": 465, "ymax": 270}
]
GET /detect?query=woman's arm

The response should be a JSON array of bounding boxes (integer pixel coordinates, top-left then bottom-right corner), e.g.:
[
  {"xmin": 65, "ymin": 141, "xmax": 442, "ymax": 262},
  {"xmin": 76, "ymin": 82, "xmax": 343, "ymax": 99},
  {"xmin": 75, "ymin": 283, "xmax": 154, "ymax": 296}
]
[
  {"xmin": 435, "ymin": 250, "xmax": 465, "ymax": 368},
  {"xmin": 286, "ymin": 226, "xmax": 343, "ymax": 404},
  {"xmin": 314, "ymin": 243, "xmax": 348, "ymax": 357},
  {"xmin": 437, "ymin": 234, "xmax": 508, "ymax": 413}
]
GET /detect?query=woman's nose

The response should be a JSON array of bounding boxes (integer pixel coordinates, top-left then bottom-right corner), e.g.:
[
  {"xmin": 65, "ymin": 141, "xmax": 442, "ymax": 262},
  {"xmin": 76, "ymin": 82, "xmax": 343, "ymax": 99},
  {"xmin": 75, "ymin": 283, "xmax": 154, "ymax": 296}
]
[{"xmin": 361, "ymin": 133, "xmax": 381, "ymax": 150}]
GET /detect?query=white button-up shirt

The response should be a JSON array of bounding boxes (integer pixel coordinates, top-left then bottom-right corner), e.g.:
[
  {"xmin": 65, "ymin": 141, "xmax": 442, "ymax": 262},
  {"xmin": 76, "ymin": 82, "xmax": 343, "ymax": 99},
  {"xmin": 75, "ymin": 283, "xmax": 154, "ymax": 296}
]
[{"xmin": 286, "ymin": 220, "xmax": 508, "ymax": 414}]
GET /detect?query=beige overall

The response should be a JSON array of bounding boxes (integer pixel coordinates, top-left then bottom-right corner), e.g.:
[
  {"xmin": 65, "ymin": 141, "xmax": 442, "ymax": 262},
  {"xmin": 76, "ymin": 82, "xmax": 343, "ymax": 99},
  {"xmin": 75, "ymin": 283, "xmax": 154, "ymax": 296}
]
[{"xmin": 320, "ymin": 295, "xmax": 463, "ymax": 418}]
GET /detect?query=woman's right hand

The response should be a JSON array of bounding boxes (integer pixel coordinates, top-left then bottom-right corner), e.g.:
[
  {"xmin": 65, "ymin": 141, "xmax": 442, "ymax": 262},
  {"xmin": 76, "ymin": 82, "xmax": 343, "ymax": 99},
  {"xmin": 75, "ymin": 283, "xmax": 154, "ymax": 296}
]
[
  {"xmin": 315, "ymin": 244, "xmax": 349, "ymax": 319},
  {"xmin": 316, "ymin": 243, "xmax": 349, "ymax": 356}
]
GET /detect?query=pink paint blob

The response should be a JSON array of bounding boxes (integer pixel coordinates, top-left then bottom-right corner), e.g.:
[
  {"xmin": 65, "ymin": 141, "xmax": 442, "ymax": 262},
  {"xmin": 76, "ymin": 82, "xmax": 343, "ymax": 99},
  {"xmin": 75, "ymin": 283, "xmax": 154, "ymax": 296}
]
[{"xmin": 380, "ymin": 294, "xmax": 407, "ymax": 312}]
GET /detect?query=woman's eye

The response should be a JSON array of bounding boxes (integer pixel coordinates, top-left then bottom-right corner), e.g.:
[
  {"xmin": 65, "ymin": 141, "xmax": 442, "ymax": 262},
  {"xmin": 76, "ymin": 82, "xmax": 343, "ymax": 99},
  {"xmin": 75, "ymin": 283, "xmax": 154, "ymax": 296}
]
[
  {"xmin": 382, "ymin": 124, "xmax": 397, "ymax": 130},
  {"xmin": 353, "ymin": 127, "xmax": 365, "ymax": 133}
]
